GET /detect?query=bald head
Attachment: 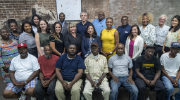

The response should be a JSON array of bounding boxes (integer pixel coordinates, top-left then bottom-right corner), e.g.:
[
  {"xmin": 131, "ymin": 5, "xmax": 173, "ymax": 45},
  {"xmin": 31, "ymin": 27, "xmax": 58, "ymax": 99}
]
[
  {"xmin": 116, "ymin": 43, "xmax": 124, "ymax": 56},
  {"xmin": 98, "ymin": 11, "xmax": 105, "ymax": 22}
]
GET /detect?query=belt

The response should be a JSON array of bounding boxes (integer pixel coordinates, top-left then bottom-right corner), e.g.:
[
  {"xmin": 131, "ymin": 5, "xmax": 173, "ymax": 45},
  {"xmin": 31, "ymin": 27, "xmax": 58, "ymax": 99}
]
[{"xmin": 154, "ymin": 44, "xmax": 163, "ymax": 47}]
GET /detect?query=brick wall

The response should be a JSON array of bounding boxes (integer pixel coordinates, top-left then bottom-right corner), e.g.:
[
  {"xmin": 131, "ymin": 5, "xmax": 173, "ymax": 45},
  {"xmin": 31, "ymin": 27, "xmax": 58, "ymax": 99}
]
[{"xmin": 0, "ymin": 0, "xmax": 180, "ymax": 30}]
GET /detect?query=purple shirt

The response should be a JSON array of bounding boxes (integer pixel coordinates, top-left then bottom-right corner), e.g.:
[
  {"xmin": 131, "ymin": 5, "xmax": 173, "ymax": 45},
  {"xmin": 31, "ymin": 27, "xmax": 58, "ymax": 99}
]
[{"xmin": 129, "ymin": 40, "xmax": 134, "ymax": 58}]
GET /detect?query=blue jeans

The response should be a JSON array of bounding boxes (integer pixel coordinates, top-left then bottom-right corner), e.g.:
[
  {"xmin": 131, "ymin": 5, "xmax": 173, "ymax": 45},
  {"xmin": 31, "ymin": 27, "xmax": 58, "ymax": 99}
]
[
  {"xmin": 110, "ymin": 76, "xmax": 138, "ymax": 100},
  {"xmin": 162, "ymin": 76, "xmax": 180, "ymax": 100}
]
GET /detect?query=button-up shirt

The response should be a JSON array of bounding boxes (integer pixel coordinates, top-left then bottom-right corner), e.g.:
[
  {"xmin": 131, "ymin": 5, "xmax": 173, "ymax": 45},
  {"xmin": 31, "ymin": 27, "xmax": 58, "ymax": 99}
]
[
  {"xmin": 84, "ymin": 54, "xmax": 108, "ymax": 81},
  {"xmin": 60, "ymin": 21, "xmax": 65, "ymax": 27},
  {"xmin": 92, "ymin": 18, "xmax": 115, "ymax": 36},
  {"xmin": 76, "ymin": 21, "xmax": 92, "ymax": 37},
  {"xmin": 19, "ymin": 31, "xmax": 36, "ymax": 48},
  {"xmin": 155, "ymin": 25, "xmax": 170, "ymax": 46},
  {"xmin": 139, "ymin": 24, "xmax": 156, "ymax": 46}
]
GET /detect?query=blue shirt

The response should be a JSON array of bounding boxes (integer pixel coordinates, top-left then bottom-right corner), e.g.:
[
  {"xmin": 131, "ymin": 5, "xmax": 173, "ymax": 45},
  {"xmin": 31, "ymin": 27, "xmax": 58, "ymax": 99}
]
[
  {"xmin": 55, "ymin": 53, "xmax": 86, "ymax": 81},
  {"xmin": 76, "ymin": 21, "xmax": 92, "ymax": 37},
  {"xmin": 92, "ymin": 18, "xmax": 115, "ymax": 36},
  {"xmin": 117, "ymin": 24, "xmax": 131, "ymax": 46},
  {"xmin": 60, "ymin": 21, "xmax": 65, "ymax": 27}
]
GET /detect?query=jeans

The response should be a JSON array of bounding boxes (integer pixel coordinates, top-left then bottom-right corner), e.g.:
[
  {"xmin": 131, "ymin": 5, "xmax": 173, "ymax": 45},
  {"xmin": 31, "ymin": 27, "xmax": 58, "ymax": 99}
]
[
  {"xmin": 162, "ymin": 76, "xmax": 180, "ymax": 100},
  {"xmin": 135, "ymin": 77, "xmax": 166, "ymax": 100},
  {"xmin": 154, "ymin": 45, "xmax": 163, "ymax": 58},
  {"xmin": 110, "ymin": 76, "xmax": 138, "ymax": 100},
  {"xmin": 34, "ymin": 78, "xmax": 57, "ymax": 100}
]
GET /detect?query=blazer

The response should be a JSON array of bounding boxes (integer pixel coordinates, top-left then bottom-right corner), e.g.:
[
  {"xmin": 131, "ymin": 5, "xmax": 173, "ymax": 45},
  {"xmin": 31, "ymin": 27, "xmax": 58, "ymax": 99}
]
[
  {"xmin": 61, "ymin": 21, "xmax": 68, "ymax": 36},
  {"xmin": 81, "ymin": 36, "xmax": 101, "ymax": 58},
  {"xmin": 125, "ymin": 35, "xmax": 144, "ymax": 60}
]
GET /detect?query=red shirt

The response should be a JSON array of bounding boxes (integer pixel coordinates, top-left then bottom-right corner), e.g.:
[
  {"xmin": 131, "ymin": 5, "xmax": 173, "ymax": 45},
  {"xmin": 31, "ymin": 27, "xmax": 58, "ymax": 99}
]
[{"xmin": 38, "ymin": 54, "xmax": 59, "ymax": 79}]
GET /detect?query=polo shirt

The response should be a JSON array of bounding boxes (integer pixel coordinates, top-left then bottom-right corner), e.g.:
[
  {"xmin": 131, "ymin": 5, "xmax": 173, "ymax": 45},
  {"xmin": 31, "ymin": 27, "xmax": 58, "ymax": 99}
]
[
  {"xmin": 76, "ymin": 21, "xmax": 92, "ymax": 37},
  {"xmin": 55, "ymin": 53, "xmax": 86, "ymax": 81},
  {"xmin": 92, "ymin": 18, "xmax": 115, "ymax": 36},
  {"xmin": 117, "ymin": 24, "xmax": 131, "ymax": 46}
]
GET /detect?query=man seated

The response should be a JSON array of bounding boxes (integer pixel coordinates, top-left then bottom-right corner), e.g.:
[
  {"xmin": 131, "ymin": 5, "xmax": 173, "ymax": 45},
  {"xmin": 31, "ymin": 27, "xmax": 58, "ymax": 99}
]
[
  {"xmin": 135, "ymin": 46, "xmax": 166, "ymax": 100},
  {"xmin": 55, "ymin": 44, "xmax": 86, "ymax": 100},
  {"xmin": 108, "ymin": 43, "xmax": 138, "ymax": 100},
  {"xmin": 161, "ymin": 42, "xmax": 180, "ymax": 100},
  {"xmin": 83, "ymin": 42, "xmax": 110, "ymax": 100},
  {"xmin": 34, "ymin": 45, "xmax": 59, "ymax": 100},
  {"xmin": 3, "ymin": 43, "xmax": 40, "ymax": 100}
]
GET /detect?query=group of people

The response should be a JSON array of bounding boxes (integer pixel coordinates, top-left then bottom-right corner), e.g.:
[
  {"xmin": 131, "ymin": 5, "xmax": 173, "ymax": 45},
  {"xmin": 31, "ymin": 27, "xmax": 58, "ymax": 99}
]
[{"xmin": 0, "ymin": 11, "xmax": 180, "ymax": 100}]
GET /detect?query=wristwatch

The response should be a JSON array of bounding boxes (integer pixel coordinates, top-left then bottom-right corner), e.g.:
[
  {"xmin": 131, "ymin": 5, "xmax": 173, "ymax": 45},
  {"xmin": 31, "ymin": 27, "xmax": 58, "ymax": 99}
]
[
  {"xmin": 175, "ymin": 79, "xmax": 179, "ymax": 81},
  {"xmin": 110, "ymin": 52, "xmax": 113, "ymax": 55}
]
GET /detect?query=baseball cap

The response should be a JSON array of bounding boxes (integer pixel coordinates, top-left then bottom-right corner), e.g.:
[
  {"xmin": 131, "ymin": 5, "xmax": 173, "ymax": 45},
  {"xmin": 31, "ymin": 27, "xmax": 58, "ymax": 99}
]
[
  {"xmin": 18, "ymin": 43, "xmax": 27, "ymax": 48},
  {"xmin": 91, "ymin": 42, "xmax": 99, "ymax": 48},
  {"xmin": 171, "ymin": 42, "xmax": 180, "ymax": 48}
]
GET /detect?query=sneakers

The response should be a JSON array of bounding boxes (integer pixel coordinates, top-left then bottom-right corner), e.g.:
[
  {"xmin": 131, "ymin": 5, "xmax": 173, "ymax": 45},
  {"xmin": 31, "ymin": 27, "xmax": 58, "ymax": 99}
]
[
  {"xmin": 31, "ymin": 97, "xmax": 37, "ymax": 100},
  {"xmin": 18, "ymin": 94, "xmax": 27, "ymax": 100}
]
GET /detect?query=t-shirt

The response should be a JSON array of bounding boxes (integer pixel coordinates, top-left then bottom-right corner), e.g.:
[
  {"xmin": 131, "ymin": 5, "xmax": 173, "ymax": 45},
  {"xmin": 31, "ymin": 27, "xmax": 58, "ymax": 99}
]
[
  {"xmin": 135, "ymin": 55, "xmax": 162, "ymax": 80},
  {"xmin": 49, "ymin": 33, "xmax": 64, "ymax": 55},
  {"xmin": 38, "ymin": 54, "xmax": 59, "ymax": 79},
  {"xmin": 55, "ymin": 53, "xmax": 86, "ymax": 81},
  {"xmin": 10, "ymin": 53, "xmax": 40, "ymax": 81},
  {"xmin": 108, "ymin": 54, "xmax": 133, "ymax": 77},
  {"xmin": 160, "ymin": 53, "xmax": 180, "ymax": 77}
]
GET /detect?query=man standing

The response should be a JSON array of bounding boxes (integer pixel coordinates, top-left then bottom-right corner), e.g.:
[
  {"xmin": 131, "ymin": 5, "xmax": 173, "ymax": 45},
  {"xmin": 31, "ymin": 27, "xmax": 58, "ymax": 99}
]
[
  {"xmin": 59, "ymin": 12, "xmax": 68, "ymax": 36},
  {"xmin": 161, "ymin": 42, "xmax": 180, "ymax": 100},
  {"xmin": 83, "ymin": 42, "xmax": 110, "ymax": 100},
  {"xmin": 3, "ymin": 43, "xmax": 40, "ymax": 100},
  {"xmin": 108, "ymin": 43, "xmax": 138, "ymax": 100},
  {"xmin": 154, "ymin": 14, "xmax": 170, "ymax": 58},
  {"xmin": 92, "ymin": 11, "xmax": 115, "ymax": 36},
  {"xmin": 117, "ymin": 16, "xmax": 131, "ymax": 46},
  {"xmin": 135, "ymin": 46, "xmax": 166, "ymax": 100},
  {"xmin": 34, "ymin": 45, "xmax": 59, "ymax": 100},
  {"xmin": 55, "ymin": 44, "xmax": 86, "ymax": 100},
  {"xmin": 76, "ymin": 12, "xmax": 92, "ymax": 37}
]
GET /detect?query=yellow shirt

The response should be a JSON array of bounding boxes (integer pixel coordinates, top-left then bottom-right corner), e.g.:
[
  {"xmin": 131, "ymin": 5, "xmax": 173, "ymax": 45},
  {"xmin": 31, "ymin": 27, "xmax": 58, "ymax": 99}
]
[
  {"xmin": 101, "ymin": 28, "xmax": 116, "ymax": 60},
  {"xmin": 84, "ymin": 54, "xmax": 108, "ymax": 82}
]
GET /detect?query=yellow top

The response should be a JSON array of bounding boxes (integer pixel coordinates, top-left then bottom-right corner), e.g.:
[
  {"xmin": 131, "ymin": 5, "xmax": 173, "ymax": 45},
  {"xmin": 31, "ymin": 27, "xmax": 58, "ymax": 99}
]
[{"xmin": 101, "ymin": 28, "xmax": 116, "ymax": 60}]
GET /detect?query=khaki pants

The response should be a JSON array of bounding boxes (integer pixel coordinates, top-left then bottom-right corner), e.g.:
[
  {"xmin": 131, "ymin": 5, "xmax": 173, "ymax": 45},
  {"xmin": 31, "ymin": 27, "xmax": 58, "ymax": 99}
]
[
  {"xmin": 83, "ymin": 80, "xmax": 110, "ymax": 100},
  {"xmin": 55, "ymin": 79, "xmax": 82, "ymax": 100}
]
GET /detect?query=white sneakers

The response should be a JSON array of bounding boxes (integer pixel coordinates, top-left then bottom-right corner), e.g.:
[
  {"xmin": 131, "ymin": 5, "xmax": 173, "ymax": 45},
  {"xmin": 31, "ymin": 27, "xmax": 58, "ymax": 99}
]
[{"xmin": 18, "ymin": 94, "xmax": 27, "ymax": 100}]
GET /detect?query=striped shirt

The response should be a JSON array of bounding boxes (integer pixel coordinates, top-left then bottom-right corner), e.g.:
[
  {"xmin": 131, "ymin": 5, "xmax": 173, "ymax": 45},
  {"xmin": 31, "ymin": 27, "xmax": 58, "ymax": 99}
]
[{"xmin": 0, "ymin": 39, "xmax": 18, "ymax": 83}]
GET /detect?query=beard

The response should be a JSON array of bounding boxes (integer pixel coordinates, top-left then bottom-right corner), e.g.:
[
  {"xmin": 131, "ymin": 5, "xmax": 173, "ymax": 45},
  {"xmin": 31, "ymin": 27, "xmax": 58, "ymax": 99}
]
[{"xmin": 45, "ymin": 54, "xmax": 52, "ymax": 59}]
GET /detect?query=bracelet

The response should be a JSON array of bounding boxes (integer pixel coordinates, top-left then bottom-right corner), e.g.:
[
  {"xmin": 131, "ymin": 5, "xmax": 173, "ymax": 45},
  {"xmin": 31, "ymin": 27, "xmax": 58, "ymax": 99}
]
[{"xmin": 175, "ymin": 79, "xmax": 179, "ymax": 81}]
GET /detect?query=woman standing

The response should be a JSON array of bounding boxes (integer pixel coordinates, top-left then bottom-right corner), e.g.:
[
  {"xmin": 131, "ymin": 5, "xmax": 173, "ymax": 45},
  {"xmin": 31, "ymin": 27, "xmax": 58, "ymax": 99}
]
[
  {"xmin": 81, "ymin": 24, "xmax": 101, "ymax": 59},
  {"xmin": 31, "ymin": 14, "xmax": 41, "ymax": 34},
  {"xmin": 19, "ymin": 21, "xmax": 38, "ymax": 57},
  {"xmin": 125, "ymin": 25, "xmax": 144, "ymax": 79},
  {"xmin": 138, "ymin": 13, "xmax": 156, "ymax": 54},
  {"xmin": 64, "ymin": 22, "xmax": 82, "ymax": 55},
  {"xmin": 7, "ymin": 19, "xmax": 20, "ymax": 41},
  {"xmin": 163, "ymin": 15, "xmax": 180, "ymax": 53},
  {"xmin": 100, "ymin": 17, "xmax": 119, "ymax": 60},
  {"xmin": 35, "ymin": 19, "xmax": 51, "ymax": 56},
  {"xmin": 49, "ymin": 22, "xmax": 65, "ymax": 56},
  {"xmin": 0, "ymin": 28, "xmax": 18, "ymax": 83}
]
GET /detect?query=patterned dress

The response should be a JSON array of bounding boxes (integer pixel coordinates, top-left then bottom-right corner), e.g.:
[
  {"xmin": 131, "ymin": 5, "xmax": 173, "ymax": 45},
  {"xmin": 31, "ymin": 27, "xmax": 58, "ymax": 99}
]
[
  {"xmin": 165, "ymin": 29, "xmax": 180, "ymax": 47},
  {"xmin": 0, "ymin": 39, "xmax": 18, "ymax": 83}
]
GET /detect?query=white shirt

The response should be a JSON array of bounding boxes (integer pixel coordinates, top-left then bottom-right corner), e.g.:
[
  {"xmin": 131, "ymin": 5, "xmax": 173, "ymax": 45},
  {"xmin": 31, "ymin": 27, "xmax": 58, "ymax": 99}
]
[
  {"xmin": 160, "ymin": 53, "xmax": 180, "ymax": 77},
  {"xmin": 32, "ymin": 25, "xmax": 37, "ymax": 34},
  {"xmin": 108, "ymin": 54, "xmax": 133, "ymax": 77},
  {"xmin": 10, "ymin": 53, "xmax": 40, "ymax": 81},
  {"xmin": 155, "ymin": 25, "xmax": 170, "ymax": 46}
]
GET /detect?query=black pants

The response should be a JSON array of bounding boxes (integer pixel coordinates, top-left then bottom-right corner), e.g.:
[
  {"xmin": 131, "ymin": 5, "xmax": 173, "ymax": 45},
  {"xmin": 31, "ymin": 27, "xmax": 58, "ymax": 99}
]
[
  {"xmin": 34, "ymin": 78, "xmax": 57, "ymax": 100},
  {"xmin": 154, "ymin": 45, "xmax": 163, "ymax": 58},
  {"xmin": 28, "ymin": 47, "xmax": 38, "ymax": 58},
  {"xmin": 135, "ymin": 77, "xmax": 166, "ymax": 100}
]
